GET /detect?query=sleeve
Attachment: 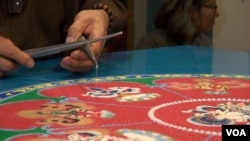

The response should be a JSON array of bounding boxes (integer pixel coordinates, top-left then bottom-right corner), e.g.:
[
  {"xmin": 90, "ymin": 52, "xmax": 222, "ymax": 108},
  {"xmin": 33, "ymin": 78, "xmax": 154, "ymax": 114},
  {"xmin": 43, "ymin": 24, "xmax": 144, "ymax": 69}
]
[{"xmin": 81, "ymin": 0, "xmax": 127, "ymax": 34}]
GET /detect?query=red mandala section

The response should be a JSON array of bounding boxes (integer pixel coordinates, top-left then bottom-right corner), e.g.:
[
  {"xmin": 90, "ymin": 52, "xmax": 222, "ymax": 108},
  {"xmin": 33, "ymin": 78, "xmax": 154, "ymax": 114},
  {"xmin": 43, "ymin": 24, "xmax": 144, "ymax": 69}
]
[{"xmin": 0, "ymin": 75, "xmax": 249, "ymax": 141}]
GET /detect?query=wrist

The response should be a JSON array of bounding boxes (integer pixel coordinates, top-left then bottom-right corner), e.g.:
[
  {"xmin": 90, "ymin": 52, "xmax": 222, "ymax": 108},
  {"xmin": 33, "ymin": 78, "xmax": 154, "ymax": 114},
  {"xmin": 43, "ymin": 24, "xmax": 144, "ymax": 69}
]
[{"xmin": 92, "ymin": 4, "xmax": 114, "ymax": 32}]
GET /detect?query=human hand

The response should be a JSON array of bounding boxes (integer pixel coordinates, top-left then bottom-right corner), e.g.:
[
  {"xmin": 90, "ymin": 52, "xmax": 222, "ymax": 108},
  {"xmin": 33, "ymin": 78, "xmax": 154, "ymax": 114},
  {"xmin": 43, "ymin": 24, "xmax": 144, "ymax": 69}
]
[
  {"xmin": 61, "ymin": 9, "xmax": 109, "ymax": 73},
  {"xmin": 0, "ymin": 36, "xmax": 35, "ymax": 77}
]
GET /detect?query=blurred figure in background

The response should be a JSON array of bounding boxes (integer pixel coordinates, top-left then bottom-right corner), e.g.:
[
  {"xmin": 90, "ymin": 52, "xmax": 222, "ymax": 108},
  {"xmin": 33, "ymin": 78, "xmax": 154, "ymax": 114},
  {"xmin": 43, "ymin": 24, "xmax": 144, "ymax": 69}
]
[{"xmin": 136, "ymin": 0, "xmax": 219, "ymax": 50}]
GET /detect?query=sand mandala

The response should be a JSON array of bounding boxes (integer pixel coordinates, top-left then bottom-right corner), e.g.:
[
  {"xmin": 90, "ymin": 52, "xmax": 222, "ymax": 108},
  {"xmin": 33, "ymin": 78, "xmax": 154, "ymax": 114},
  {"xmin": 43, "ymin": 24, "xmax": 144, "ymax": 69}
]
[{"xmin": 0, "ymin": 74, "xmax": 250, "ymax": 141}]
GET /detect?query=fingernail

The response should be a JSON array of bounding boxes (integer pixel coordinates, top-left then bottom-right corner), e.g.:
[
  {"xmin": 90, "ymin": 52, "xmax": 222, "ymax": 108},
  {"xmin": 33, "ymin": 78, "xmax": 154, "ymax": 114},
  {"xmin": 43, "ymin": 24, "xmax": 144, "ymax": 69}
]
[
  {"xmin": 27, "ymin": 60, "xmax": 35, "ymax": 68},
  {"xmin": 64, "ymin": 60, "xmax": 71, "ymax": 66}
]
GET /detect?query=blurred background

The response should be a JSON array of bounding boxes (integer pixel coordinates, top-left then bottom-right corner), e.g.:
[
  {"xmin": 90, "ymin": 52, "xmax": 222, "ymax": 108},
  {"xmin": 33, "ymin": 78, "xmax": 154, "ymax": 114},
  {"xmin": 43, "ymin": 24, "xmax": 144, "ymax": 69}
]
[{"xmin": 106, "ymin": 0, "xmax": 250, "ymax": 52}]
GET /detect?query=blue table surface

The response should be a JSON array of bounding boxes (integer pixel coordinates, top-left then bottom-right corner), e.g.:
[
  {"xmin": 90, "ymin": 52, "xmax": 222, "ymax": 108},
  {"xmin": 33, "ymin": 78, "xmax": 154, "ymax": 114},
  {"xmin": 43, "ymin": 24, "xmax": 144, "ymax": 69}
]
[{"xmin": 1, "ymin": 45, "xmax": 249, "ymax": 92}]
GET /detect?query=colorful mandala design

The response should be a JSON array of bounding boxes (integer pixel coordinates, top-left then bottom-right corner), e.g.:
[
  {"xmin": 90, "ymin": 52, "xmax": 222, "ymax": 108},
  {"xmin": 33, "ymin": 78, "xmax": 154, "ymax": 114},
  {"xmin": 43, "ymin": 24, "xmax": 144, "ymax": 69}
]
[{"xmin": 0, "ymin": 74, "xmax": 250, "ymax": 141}]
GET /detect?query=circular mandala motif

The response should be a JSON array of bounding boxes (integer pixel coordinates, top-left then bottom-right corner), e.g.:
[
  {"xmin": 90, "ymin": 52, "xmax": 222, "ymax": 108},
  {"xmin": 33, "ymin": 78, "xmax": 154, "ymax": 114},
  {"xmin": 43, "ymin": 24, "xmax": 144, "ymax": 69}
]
[{"xmin": 148, "ymin": 98, "xmax": 250, "ymax": 136}]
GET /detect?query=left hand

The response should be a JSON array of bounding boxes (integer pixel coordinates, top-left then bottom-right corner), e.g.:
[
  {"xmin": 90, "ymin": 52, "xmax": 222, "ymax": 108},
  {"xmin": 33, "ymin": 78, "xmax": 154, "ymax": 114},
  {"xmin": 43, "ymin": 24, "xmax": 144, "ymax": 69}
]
[{"xmin": 61, "ymin": 9, "xmax": 109, "ymax": 73}]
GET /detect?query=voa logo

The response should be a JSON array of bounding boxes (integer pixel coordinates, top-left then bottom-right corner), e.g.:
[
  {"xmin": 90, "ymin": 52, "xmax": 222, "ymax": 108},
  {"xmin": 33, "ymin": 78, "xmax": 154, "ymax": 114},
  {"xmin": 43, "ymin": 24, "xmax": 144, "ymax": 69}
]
[{"xmin": 226, "ymin": 129, "xmax": 246, "ymax": 136}]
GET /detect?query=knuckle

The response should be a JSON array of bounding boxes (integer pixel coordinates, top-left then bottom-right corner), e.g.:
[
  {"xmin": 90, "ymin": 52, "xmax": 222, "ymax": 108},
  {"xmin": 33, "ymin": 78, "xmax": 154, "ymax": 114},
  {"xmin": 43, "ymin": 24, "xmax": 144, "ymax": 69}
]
[
  {"xmin": 2, "ymin": 63, "xmax": 17, "ymax": 72},
  {"xmin": 68, "ymin": 25, "xmax": 80, "ymax": 35},
  {"xmin": 3, "ymin": 43, "xmax": 15, "ymax": 56}
]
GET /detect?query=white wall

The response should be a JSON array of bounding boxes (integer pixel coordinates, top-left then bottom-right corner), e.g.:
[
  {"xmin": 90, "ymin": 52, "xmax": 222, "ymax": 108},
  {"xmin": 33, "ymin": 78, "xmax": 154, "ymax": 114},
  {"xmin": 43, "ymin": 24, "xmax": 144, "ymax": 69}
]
[{"xmin": 213, "ymin": 0, "xmax": 250, "ymax": 51}]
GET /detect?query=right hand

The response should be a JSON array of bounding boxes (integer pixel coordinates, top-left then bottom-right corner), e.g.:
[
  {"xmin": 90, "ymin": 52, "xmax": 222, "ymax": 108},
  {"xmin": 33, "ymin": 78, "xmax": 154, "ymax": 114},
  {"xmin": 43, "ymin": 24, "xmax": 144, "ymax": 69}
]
[
  {"xmin": 0, "ymin": 36, "xmax": 35, "ymax": 77},
  {"xmin": 61, "ymin": 10, "xmax": 109, "ymax": 73}
]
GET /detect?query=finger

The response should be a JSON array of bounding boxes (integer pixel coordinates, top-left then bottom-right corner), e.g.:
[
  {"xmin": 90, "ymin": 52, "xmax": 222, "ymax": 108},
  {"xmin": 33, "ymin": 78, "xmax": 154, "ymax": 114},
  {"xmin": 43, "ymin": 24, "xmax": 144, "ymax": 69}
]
[
  {"xmin": 82, "ymin": 22, "xmax": 106, "ymax": 58},
  {"xmin": 61, "ymin": 56, "xmax": 94, "ymax": 72},
  {"xmin": 70, "ymin": 49, "xmax": 98, "ymax": 67},
  {"xmin": 0, "ymin": 39, "xmax": 35, "ymax": 68},
  {"xmin": 10, "ymin": 49, "xmax": 35, "ymax": 69},
  {"xmin": 70, "ymin": 49, "xmax": 88, "ymax": 60},
  {"xmin": 66, "ymin": 19, "xmax": 89, "ymax": 43},
  {"xmin": 61, "ymin": 64, "xmax": 93, "ymax": 73},
  {"xmin": 60, "ymin": 56, "xmax": 94, "ymax": 73},
  {"xmin": 0, "ymin": 56, "xmax": 19, "ymax": 72},
  {"xmin": 66, "ymin": 10, "xmax": 107, "ymax": 43}
]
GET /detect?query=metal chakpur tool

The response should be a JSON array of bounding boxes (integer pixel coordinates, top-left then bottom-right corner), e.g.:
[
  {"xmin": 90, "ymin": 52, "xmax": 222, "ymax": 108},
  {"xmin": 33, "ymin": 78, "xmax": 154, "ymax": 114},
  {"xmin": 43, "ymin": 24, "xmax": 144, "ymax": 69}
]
[{"xmin": 24, "ymin": 31, "xmax": 123, "ymax": 67}]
